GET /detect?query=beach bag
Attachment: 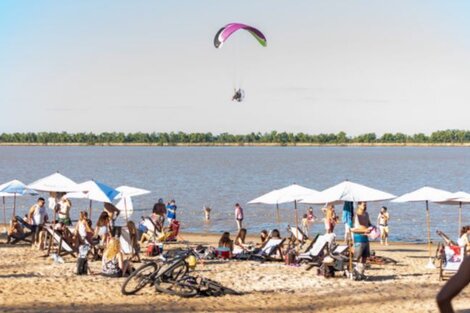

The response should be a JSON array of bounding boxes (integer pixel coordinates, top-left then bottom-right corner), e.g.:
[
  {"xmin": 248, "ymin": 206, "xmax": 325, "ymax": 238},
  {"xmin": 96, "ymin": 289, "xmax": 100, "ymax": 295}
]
[
  {"xmin": 76, "ymin": 257, "xmax": 88, "ymax": 275},
  {"xmin": 285, "ymin": 250, "xmax": 296, "ymax": 265},
  {"xmin": 368, "ymin": 226, "xmax": 381, "ymax": 240},
  {"xmin": 146, "ymin": 243, "xmax": 160, "ymax": 257}
]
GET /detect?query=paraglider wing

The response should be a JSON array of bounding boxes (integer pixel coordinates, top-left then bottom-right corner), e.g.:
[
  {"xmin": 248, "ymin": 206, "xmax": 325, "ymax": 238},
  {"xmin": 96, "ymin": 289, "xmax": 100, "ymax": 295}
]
[{"xmin": 214, "ymin": 23, "xmax": 267, "ymax": 48}]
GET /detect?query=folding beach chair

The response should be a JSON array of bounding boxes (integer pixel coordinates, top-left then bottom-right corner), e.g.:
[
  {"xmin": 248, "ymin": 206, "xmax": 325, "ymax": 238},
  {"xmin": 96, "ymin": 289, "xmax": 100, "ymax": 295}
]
[
  {"xmin": 297, "ymin": 234, "xmax": 336, "ymax": 268},
  {"xmin": 248, "ymin": 238, "xmax": 285, "ymax": 261},
  {"xmin": 299, "ymin": 233, "xmax": 320, "ymax": 254},
  {"xmin": 439, "ymin": 245, "xmax": 466, "ymax": 281},
  {"xmin": 287, "ymin": 225, "xmax": 308, "ymax": 244},
  {"xmin": 7, "ymin": 217, "xmax": 34, "ymax": 244},
  {"xmin": 44, "ymin": 225, "xmax": 77, "ymax": 257},
  {"xmin": 120, "ymin": 227, "xmax": 141, "ymax": 262}
]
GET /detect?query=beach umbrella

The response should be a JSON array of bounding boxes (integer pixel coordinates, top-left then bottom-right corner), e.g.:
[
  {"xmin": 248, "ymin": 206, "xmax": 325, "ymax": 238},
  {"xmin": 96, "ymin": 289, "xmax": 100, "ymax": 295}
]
[
  {"xmin": 0, "ymin": 179, "xmax": 37, "ymax": 217},
  {"xmin": 393, "ymin": 186, "xmax": 454, "ymax": 268},
  {"xmin": 67, "ymin": 180, "xmax": 120, "ymax": 218},
  {"xmin": 436, "ymin": 191, "xmax": 470, "ymax": 237},
  {"xmin": 248, "ymin": 184, "xmax": 320, "ymax": 229},
  {"xmin": 28, "ymin": 172, "xmax": 81, "ymax": 193},
  {"xmin": 300, "ymin": 180, "xmax": 396, "ymax": 205},
  {"xmin": 115, "ymin": 196, "xmax": 134, "ymax": 226},
  {"xmin": 115, "ymin": 186, "xmax": 150, "ymax": 223},
  {"xmin": 115, "ymin": 186, "xmax": 151, "ymax": 199},
  {"xmin": 28, "ymin": 172, "xmax": 82, "ymax": 222}
]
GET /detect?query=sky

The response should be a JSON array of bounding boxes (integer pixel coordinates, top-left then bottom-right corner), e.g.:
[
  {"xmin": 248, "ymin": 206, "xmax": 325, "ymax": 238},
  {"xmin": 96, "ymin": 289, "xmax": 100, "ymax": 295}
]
[{"xmin": 1, "ymin": 0, "xmax": 470, "ymax": 135}]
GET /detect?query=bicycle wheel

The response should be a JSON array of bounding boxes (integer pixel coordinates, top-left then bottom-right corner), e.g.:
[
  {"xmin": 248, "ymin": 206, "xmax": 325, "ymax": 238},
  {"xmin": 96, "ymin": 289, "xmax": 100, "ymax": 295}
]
[
  {"xmin": 155, "ymin": 262, "xmax": 190, "ymax": 295},
  {"xmin": 121, "ymin": 262, "xmax": 160, "ymax": 295},
  {"xmin": 156, "ymin": 278, "xmax": 198, "ymax": 297}
]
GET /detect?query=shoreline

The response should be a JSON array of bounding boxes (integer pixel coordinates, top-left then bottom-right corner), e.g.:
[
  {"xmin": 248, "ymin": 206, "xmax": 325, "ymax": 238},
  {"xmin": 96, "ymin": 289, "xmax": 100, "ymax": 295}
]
[{"xmin": 0, "ymin": 142, "xmax": 469, "ymax": 147}]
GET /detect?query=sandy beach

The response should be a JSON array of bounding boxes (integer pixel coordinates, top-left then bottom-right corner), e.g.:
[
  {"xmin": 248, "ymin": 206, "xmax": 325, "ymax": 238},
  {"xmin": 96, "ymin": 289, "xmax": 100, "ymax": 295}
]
[{"xmin": 0, "ymin": 232, "xmax": 468, "ymax": 313}]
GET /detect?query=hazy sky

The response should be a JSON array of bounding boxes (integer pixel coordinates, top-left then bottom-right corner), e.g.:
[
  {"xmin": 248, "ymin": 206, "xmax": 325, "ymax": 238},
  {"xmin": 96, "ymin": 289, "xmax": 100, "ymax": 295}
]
[{"xmin": 1, "ymin": 1, "xmax": 469, "ymax": 135}]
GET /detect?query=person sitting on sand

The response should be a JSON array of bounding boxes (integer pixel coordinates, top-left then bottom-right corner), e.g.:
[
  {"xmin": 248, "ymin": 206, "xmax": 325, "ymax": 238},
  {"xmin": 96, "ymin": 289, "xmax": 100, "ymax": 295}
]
[
  {"xmin": 101, "ymin": 238, "xmax": 131, "ymax": 277},
  {"xmin": 217, "ymin": 232, "xmax": 233, "ymax": 258},
  {"xmin": 270, "ymin": 229, "xmax": 281, "ymax": 239},
  {"xmin": 258, "ymin": 230, "xmax": 269, "ymax": 247},
  {"xmin": 94, "ymin": 212, "xmax": 111, "ymax": 247},
  {"xmin": 351, "ymin": 202, "xmax": 371, "ymax": 280},
  {"xmin": 6, "ymin": 217, "xmax": 26, "ymax": 244},
  {"xmin": 457, "ymin": 226, "xmax": 470, "ymax": 252},
  {"xmin": 75, "ymin": 211, "xmax": 94, "ymax": 244},
  {"xmin": 436, "ymin": 254, "xmax": 470, "ymax": 313},
  {"xmin": 233, "ymin": 228, "xmax": 251, "ymax": 254}
]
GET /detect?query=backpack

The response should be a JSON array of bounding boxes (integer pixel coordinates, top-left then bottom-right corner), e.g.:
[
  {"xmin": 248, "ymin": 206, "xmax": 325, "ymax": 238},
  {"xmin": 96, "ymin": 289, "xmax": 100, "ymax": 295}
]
[{"xmin": 77, "ymin": 257, "xmax": 88, "ymax": 275}]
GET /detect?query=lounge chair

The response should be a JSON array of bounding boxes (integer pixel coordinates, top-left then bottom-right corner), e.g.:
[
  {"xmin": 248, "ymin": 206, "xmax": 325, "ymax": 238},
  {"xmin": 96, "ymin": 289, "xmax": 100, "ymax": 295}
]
[
  {"xmin": 299, "ymin": 233, "xmax": 320, "ymax": 254},
  {"xmin": 249, "ymin": 238, "xmax": 285, "ymax": 261},
  {"xmin": 7, "ymin": 217, "xmax": 34, "ymax": 244},
  {"xmin": 297, "ymin": 234, "xmax": 336, "ymax": 268},
  {"xmin": 43, "ymin": 225, "xmax": 77, "ymax": 257},
  {"xmin": 142, "ymin": 217, "xmax": 176, "ymax": 244},
  {"xmin": 120, "ymin": 227, "xmax": 140, "ymax": 262},
  {"xmin": 439, "ymin": 245, "xmax": 466, "ymax": 281},
  {"xmin": 287, "ymin": 225, "xmax": 308, "ymax": 243}
]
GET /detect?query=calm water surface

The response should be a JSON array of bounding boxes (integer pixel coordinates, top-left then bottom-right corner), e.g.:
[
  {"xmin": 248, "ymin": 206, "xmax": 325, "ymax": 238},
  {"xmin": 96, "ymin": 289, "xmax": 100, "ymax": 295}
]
[{"xmin": 0, "ymin": 146, "xmax": 469, "ymax": 242}]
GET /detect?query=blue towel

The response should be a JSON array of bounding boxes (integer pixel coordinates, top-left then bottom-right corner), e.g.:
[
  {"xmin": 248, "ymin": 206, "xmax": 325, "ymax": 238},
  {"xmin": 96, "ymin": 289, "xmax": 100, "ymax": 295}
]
[{"xmin": 342, "ymin": 201, "xmax": 354, "ymax": 227}]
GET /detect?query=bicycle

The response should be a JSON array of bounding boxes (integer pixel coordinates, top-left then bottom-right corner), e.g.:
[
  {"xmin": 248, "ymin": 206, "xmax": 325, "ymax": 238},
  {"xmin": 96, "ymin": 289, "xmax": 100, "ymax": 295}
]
[{"xmin": 121, "ymin": 248, "xmax": 198, "ymax": 297}]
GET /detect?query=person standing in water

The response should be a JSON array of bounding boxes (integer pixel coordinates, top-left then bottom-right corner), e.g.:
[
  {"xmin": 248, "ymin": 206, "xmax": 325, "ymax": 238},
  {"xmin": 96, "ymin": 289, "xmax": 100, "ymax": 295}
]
[
  {"xmin": 234, "ymin": 203, "xmax": 244, "ymax": 230},
  {"xmin": 203, "ymin": 206, "xmax": 211, "ymax": 221},
  {"xmin": 377, "ymin": 206, "xmax": 390, "ymax": 245}
]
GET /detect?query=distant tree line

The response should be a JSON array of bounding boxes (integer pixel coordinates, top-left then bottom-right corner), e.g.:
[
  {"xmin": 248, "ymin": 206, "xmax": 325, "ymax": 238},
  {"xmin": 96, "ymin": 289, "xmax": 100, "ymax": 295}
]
[{"xmin": 0, "ymin": 130, "xmax": 469, "ymax": 145}]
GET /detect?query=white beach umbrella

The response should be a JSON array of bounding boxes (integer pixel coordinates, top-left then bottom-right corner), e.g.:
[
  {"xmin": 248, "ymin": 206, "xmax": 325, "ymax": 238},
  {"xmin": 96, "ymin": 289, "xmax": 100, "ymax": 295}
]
[
  {"xmin": 300, "ymin": 180, "xmax": 396, "ymax": 205},
  {"xmin": 115, "ymin": 185, "xmax": 151, "ymax": 198},
  {"xmin": 393, "ymin": 186, "xmax": 454, "ymax": 268},
  {"xmin": 436, "ymin": 191, "xmax": 470, "ymax": 237},
  {"xmin": 28, "ymin": 172, "xmax": 81, "ymax": 193},
  {"xmin": 248, "ymin": 184, "xmax": 320, "ymax": 228},
  {"xmin": 114, "ymin": 196, "xmax": 133, "ymax": 227},
  {"xmin": 28, "ymin": 172, "xmax": 82, "ymax": 222},
  {"xmin": 114, "ymin": 185, "xmax": 150, "ymax": 223},
  {"xmin": 67, "ymin": 180, "xmax": 120, "ymax": 218}
]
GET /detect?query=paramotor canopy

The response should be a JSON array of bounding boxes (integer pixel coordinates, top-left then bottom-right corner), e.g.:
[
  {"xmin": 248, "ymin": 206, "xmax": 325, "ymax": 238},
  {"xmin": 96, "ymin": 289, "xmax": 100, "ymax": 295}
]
[{"xmin": 214, "ymin": 23, "xmax": 267, "ymax": 49}]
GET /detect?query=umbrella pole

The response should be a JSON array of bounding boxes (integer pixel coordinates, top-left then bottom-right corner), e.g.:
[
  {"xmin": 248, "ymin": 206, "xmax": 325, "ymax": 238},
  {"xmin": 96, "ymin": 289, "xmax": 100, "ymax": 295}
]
[
  {"xmin": 2, "ymin": 196, "xmax": 6, "ymax": 231},
  {"xmin": 276, "ymin": 203, "xmax": 281, "ymax": 228},
  {"xmin": 89, "ymin": 200, "xmax": 92, "ymax": 219},
  {"xmin": 458, "ymin": 202, "xmax": 462, "ymax": 238},
  {"xmin": 294, "ymin": 200, "xmax": 299, "ymax": 232},
  {"xmin": 424, "ymin": 200, "xmax": 436, "ymax": 269},
  {"xmin": 124, "ymin": 197, "xmax": 129, "ymax": 223},
  {"xmin": 13, "ymin": 193, "xmax": 17, "ymax": 217}
]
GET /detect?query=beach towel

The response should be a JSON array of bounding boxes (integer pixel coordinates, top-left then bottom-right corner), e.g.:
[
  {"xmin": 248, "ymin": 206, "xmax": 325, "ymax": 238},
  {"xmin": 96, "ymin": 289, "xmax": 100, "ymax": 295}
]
[{"xmin": 342, "ymin": 201, "xmax": 354, "ymax": 227}]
